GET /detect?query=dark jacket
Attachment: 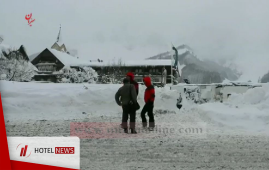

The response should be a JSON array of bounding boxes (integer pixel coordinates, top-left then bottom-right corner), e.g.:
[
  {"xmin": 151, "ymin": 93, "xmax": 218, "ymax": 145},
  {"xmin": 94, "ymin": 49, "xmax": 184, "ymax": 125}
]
[
  {"xmin": 126, "ymin": 72, "xmax": 139, "ymax": 95},
  {"xmin": 115, "ymin": 83, "xmax": 137, "ymax": 106},
  {"xmin": 143, "ymin": 77, "xmax": 155, "ymax": 103}
]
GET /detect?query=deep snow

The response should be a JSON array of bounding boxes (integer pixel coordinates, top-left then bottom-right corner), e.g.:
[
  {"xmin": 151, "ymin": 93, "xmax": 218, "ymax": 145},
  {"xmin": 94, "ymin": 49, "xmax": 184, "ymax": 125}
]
[
  {"xmin": 0, "ymin": 81, "xmax": 179, "ymax": 122},
  {"xmin": 1, "ymin": 80, "xmax": 269, "ymax": 135}
]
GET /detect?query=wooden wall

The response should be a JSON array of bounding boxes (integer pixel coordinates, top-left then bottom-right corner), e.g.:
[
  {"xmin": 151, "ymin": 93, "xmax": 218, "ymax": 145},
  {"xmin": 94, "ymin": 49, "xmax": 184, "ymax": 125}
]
[{"xmin": 32, "ymin": 49, "xmax": 65, "ymax": 71}]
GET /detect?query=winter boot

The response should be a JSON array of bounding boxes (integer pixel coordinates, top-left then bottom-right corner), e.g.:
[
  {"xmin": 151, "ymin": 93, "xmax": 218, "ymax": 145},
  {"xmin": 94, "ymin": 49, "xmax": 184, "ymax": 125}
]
[
  {"xmin": 124, "ymin": 128, "xmax": 128, "ymax": 134},
  {"xmin": 142, "ymin": 122, "xmax": 147, "ymax": 128},
  {"xmin": 130, "ymin": 129, "xmax": 137, "ymax": 134},
  {"xmin": 149, "ymin": 122, "xmax": 155, "ymax": 128}
]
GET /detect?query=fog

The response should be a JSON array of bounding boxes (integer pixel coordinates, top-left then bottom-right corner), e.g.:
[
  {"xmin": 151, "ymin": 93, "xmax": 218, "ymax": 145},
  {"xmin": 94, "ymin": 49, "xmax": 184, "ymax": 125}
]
[{"xmin": 1, "ymin": 0, "xmax": 269, "ymax": 80}]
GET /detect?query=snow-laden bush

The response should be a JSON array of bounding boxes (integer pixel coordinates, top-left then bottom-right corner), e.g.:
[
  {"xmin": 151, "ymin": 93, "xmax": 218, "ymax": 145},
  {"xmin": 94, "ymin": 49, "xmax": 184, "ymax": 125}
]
[
  {"xmin": 57, "ymin": 66, "xmax": 97, "ymax": 83},
  {"xmin": 83, "ymin": 66, "xmax": 98, "ymax": 83},
  {"xmin": 261, "ymin": 71, "xmax": 269, "ymax": 83},
  {"xmin": 0, "ymin": 47, "xmax": 36, "ymax": 82}
]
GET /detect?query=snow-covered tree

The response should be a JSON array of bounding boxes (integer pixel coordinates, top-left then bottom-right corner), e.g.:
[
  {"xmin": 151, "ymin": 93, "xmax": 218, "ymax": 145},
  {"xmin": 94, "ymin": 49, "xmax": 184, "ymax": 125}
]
[
  {"xmin": 57, "ymin": 66, "xmax": 97, "ymax": 83},
  {"xmin": 261, "ymin": 71, "xmax": 269, "ymax": 83},
  {"xmin": 0, "ymin": 46, "xmax": 36, "ymax": 82},
  {"xmin": 82, "ymin": 66, "xmax": 98, "ymax": 83}
]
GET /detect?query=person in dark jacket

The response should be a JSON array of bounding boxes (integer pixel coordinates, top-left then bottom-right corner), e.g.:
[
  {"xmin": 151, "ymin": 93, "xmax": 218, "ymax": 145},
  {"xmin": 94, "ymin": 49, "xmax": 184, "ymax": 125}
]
[
  {"xmin": 141, "ymin": 76, "xmax": 155, "ymax": 130},
  {"xmin": 120, "ymin": 72, "xmax": 139, "ymax": 128},
  {"xmin": 115, "ymin": 78, "xmax": 138, "ymax": 134},
  {"xmin": 126, "ymin": 72, "xmax": 139, "ymax": 95}
]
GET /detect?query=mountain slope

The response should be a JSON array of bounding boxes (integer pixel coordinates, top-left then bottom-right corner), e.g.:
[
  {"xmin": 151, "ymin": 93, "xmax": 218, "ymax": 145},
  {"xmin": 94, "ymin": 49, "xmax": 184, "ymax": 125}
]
[
  {"xmin": 146, "ymin": 44, "xmax": 240, "ymax": 84},
  {"xmin": 146, "ymin": 44, "xmax": 194, "ymax": 60}
]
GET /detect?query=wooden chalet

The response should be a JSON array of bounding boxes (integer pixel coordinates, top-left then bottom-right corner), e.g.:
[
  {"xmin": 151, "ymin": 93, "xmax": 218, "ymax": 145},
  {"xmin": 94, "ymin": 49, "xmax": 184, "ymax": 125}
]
[{"xmin": 31, "ymin": 48, "xmax": 89, "ymax": 82}]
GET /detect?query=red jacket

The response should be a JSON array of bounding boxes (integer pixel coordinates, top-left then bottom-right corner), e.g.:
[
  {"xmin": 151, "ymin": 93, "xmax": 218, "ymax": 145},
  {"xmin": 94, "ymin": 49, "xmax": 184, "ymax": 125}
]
[
  {"xmin": 126, "ymin": 72, "xmax": 139, "ymax": 95},
  {"xmin": 143, "ymin": 77, "xmax": 155, "ymax": 103}
]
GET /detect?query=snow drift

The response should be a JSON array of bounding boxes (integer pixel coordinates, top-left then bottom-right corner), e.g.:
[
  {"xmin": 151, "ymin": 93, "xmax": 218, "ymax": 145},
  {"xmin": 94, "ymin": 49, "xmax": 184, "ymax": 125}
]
[{"xmin": 197, "ymin": 84, "xmax": 269, "ymax": 134}]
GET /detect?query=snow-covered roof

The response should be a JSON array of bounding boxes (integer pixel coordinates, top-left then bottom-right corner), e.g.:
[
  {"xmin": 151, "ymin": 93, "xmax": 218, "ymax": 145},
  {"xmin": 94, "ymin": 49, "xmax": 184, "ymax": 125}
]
[
  {"xmin": 48, "ymin": 48, "xmax": 90, "ymax": 67},
  {"xmin": 30, "ymin": 48, "xmax": 90, "ymax": 67},
  {"xmin": 88, "ymin": 60, "xmax": 172, "ymax": 67},
  {"xmin": 68, "ymin": 49, "xmax": 78, "ymax": 57},
  {"xmin": 30, "ymin": 48, "xmax": 173, "ymax": 67}
]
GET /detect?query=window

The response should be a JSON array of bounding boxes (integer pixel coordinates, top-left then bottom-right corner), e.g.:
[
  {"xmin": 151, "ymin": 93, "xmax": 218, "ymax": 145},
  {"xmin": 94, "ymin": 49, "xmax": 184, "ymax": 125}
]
[{"xmin": 38, "ymin": 65, "xmax": 55, "ymax": 71}]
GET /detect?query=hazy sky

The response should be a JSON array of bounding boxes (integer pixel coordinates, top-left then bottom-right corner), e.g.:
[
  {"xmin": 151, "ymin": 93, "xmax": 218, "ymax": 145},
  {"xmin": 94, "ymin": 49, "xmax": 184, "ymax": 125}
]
[{"xmin": 1, "ymin": 0, "xmax": 269, "ymax": 80}]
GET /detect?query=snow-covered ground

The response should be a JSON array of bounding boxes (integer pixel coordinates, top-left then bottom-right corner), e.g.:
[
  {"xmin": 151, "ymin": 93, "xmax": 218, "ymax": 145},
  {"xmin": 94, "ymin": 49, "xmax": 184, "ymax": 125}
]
[
  {"xmin": 0, "ymin": 81, "xmax": 174, "ymax": 122},
  {"xmin": 1, "ymin": 81, "xmax": 269, "ymax": 169},
  {"xmin": 1, "ymin": 80, "xmax": 268, "ymax": 135}
]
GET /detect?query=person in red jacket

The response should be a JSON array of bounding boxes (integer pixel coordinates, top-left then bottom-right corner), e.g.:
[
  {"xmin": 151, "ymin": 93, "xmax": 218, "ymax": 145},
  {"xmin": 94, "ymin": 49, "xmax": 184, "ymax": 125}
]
[{"xmin": 141, "ymin": 76, "xmax": 155, "ymax": 130}]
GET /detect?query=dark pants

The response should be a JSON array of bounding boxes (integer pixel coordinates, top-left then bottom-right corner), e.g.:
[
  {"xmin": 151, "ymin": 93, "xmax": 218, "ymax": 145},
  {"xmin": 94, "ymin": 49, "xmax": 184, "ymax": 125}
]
[
  {"xmin": 141, "ymin": 102, "xmax": 155, "ymax": 127},
  {"xmin": 122, "ymin": 104, "xmax": 136, "ymax": 129}
]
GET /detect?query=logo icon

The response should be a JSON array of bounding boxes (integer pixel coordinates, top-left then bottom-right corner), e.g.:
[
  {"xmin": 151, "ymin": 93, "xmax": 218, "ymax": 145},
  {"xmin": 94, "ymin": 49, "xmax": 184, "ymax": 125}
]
[
  {"xmin": 17, "ymin": 144, "xmax": 31, "ymax": 158},
  {"xmin": 25, "ymin": 13, "xmax": 35, "ymax": 27}
]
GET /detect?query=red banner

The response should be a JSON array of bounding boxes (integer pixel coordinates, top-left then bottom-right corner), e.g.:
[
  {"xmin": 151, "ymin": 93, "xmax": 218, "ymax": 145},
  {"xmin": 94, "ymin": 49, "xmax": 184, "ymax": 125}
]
[{"xmin": 0, "ymin": 92, "xmax": 12, "ymax": 170}]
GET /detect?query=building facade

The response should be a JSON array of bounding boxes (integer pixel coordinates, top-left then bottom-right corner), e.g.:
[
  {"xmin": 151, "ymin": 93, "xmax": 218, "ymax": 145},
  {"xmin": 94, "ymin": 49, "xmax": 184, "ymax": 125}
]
[{"xmin": 89, "ymin": 60, "xmax": 172, "ymax": 85}]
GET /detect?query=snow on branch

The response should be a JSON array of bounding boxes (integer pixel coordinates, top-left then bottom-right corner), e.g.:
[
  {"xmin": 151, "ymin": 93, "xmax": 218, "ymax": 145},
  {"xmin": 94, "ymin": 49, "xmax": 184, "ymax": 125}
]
[
  {"xmin": 57, "ymin": 66, "xmax": 97, "ymax": 83},
  {"xmin": 0, "ymin": 46, "xmax": 36, "ymax": 82}
]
